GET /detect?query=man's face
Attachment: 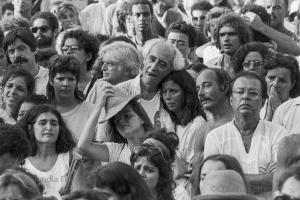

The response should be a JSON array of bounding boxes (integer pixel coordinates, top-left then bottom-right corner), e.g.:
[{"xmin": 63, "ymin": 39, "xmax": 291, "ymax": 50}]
[
  {"xmin": 263, "ymin": 0, "xmax": 287, "ymax": 28},
  {"xmin": 167, "ymin": 31, "xmax": 190, "ymax": 58},
  {"xmin": 131, "ymin": 4, "xmax": 152, "ymax": 33},
  {"xmin": 2, "ymin": 9, "xmax": 14, "ymax": 21},
  {"xmin": 191, "ymin": 9, "xmax": 208, "ymax": 33},
  {"xmin": 230, "ymin": 77, "xmax": 263, "ymax": 118},
  {"xmin": 219, "ymin": 25, "xmax": 241, "ymax": 55},
  {"xmin": 32, "ymin": 18, "xmax": 55, "ymax": 49},
  {"xmin": 142, "ymin": 43, "xmax": 173, "ymax": 86},
  {"xmin": 7, "ymin": 38, "xmax": 36, "ymax": 71},
  {"xmin": 12, "ymin": 0, "xmax": 32, "ymax": 14},
  {"xmin": 196, "ymin": 70, "xmax": 227, "ymax": 111}
]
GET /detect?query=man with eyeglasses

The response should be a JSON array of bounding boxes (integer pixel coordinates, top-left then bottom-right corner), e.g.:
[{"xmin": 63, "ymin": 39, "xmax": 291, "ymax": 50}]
[
  {"xmin": 3, "ymin": 27, "xmax": 49, "ymax": 95},
  {"xmin": 204, "ymin": 72, "xmax": 287, "ymax": 196},
  {"xmin": 31, "ymin": 12, "xmax": 59, "ymax": 68},
  {"xmin": 166, "ymin": 21, "xmax": 197, "ymax": 66},
  {"xmin": 128, "ymin": 0, "xmax": 159, "ymax": 49}
]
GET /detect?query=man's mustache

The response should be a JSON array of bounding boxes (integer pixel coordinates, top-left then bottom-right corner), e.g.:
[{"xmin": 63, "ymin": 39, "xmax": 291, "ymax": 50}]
[{"xmin": 13, "ymin": 57, "xmax": 28, "ymax": 64}]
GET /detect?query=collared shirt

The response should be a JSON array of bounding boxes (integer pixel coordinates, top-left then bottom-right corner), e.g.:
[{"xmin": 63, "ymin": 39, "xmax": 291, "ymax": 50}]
[
  {"xmin": 35, "ymin": 65, "xmax": 49, "ymax": 95},
  {"xmin": 272, "ymin": 97, "xmax": 300, "ymax": 135},
  {"xmin": 204, "ymin": 120, "xmax": 287, "ymax": 174}
]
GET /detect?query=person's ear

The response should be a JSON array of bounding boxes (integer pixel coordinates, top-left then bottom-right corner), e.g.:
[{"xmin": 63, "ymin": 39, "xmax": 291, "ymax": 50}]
[{"xmin": 85, "ymin": 52, "xmax": 92, "ymax": 62}]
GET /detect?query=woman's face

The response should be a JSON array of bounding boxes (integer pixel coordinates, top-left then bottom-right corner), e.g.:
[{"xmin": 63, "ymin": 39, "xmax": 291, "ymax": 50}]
[
  {"xmin": 0, "ymin": 184, "xmax": 26, "ymax": 200},
  {"xmin": 17, "ymin": 102, "xmax": 34, "ymax": 122},
  {"xmin": 59, "ymin": 9, "xmax": 78, "ymax": 29},
  {"xmin": 162, "ymin": 80, "xmax": 185, "ymax": 113},
  {"xmin": 33, "ymin": 112, "xmax": 59, "ymax": 144},
  {"xmin": 52, "ymin": 72, "xmax": 77, "ymax": 99},
  {"xmin": 265, "ymin": 67, "xmax": 294, "ymax": 102},
  {"xmin": 134, "ymin": 156, "xmax": 159, "ymax": 190},
  {"xmin": 3, "ymin": 76, "xmax": 28, "ymax": 109},
  {"xmin": 199, "ymin": 160, "xmax": 226, "ymax": 192},
  {"xmin": 242, "ymin": 51, "xmax": 264, "ymax": 75},
  {"xmin": 101, "ymin": 52, "xmax": 126, "ymax": 84},
  {"xmin": 113, "ymin": 105, "xmax": 145, "ymax": 139}
]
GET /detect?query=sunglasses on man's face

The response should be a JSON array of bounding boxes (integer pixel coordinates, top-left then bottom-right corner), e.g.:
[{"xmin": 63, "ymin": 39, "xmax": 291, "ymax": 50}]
[{"xmin": 30, "ymin": 25, "xmax": 50, "ymax": 33}]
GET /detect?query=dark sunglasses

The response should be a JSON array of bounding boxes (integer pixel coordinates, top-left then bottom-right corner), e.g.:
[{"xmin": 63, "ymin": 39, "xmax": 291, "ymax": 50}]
[
  {"xmin": 30, "ymin": 25, "xmax": 50, "ymax": 33},
  {"xmin": 274, "ymin": 194, "xmax": 300, "ymax": 200}
]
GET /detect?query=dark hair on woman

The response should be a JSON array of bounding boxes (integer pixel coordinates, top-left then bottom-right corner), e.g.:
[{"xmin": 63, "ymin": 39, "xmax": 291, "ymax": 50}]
[
  {"xmin": 47, "ymin": 54, "xmax": 85, "ymax": 103},
  {"xmin": 215, "ymin": 13, "xmax": 252, "ymax": 51},
  {"xmin": 61, "ymin": 29, "xmax": 99, "ymax": 71},
  {"xmin": 88, "ymin": 162, "xmax": 153, "ymax": 200},
  {"xmin": 3, "ymin": 27, "xmax": 37, "ymax": 52},
  {"xmin": 190, "ymin": 63, "xmax": 208, "ymax": 73},
  {"xmin": 161, "ymin": 70, "xmax": 206, "ymax": 125},
  {"xmin": 17, "ymin": 104, "xmax": 76, "ymax": 156},
  {"xmin": 1, "ymin": 66, "xmax": 35, "ymax": 94},
  {"xmin": 142, "ymin": 129, "xmax": 179, "ymax": 163},
  {"xmin": 21, "ymin": 94, "xmax": 50, "ymax": 106},
  {"xmin": 64, "ymin": 190, "xmax": 109, "ymax": 200},
  {"xmin": 0, "ymin": 124, "xmax": 31, "ymax": 165},
  {"xmin": 130, "ymin": 143, "xmax": 175, "ymax": 200},
  {"xmin": 277, "ymin": 166, "xmax": 300, "ymax": 192},
  {"xmin": 233, "ymin": 42, "xmax": 270, "ymax": 74},
  {"xmin": 198, "ymin": 68, "xmax": 231, "ymax": 97},
  {"xmin": 108, "ymin": 98, "xmax": 154, "ymax": 143},
  {"xmin": 191, "ymin": 154, "xmax": 245, "ymax": 196},
  {"xmin": 240, "ymin": 4, "xmax": 271, "ymax": 43},
  {"xmin": 264, "ymin": 52, "xmax": 300, "ymax": 98}
]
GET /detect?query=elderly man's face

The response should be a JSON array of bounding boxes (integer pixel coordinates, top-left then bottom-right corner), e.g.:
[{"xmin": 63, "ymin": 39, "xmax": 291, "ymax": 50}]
[
  {"xmin": 142, "ymin": 43, "xmax": 173, "ymax": 85},
  {"xmin": 230, "ymin": 77, "xmax": 263, "ymax": 118},
  {"xmin": 263, "ymin": 0, "xmax": 287, "ymax": 28}
]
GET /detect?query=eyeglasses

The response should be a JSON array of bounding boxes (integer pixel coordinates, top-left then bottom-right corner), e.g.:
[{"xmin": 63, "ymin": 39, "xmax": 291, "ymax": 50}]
[
  {"xmin": 274, "ymin": 194, "xmax": 300, "ymax": 200},
  {"xmin": 232, "ymin": 89, "xmax": 261, "ymax": 99},
  {"xmin": 30, "ymin": 25, "xmax": 50, "ymax": 33},
  {"xmin": 242, "ymin": 60, "xmax": 263, "ymax": 70},
  {"xmin": 61, "ymin": 45, "xmax": 81, "ymax": 54},
  {"xmin": 133, "ymin": 145, "xmax": 165, "ymax": 158}
]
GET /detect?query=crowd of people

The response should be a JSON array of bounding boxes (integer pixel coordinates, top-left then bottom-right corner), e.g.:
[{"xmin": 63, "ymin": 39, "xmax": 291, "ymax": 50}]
[{"xmin": 0, "ymin": 0, "xmax": 300, "ymax": 199}]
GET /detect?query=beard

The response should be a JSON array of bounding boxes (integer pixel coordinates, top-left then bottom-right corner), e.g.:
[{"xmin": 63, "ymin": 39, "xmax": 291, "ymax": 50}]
[{"xmin": 36, "ymin": 36, "xmax": 53, "ymax": 48}]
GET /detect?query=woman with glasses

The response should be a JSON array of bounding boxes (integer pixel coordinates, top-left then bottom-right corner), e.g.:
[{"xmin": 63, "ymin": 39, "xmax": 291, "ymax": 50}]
[
  {"xmin": 130, "ymin": 144, "xmax": 175, "ymax": 200},
  {"xmin": 0, "ymin": 67, "xmax": 35, "ymax": 124},
  {"xmin": 78, "ymin": 84, "xmax": 153, "ymax": 164},
  {"xmin": 159, "ymin": 70, "xmax": 206, "ymax": 190},
  {"xmin": 18, "ymin": 104, "xmax": 76, "ymax": 197},
  {"xmin": 233, "ymin": 42, "xmax": 270, "ymax": 76},
  {"xmin": 58, "ymin": 29, "xmax": 99, "ymax": 95},
  {"xmin": 46, "ymin": 54, "xmax": 95, "ymax": 141}
]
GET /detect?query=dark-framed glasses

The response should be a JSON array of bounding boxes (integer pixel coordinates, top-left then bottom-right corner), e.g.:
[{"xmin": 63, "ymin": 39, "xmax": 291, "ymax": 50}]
[
  {"xmin": 232, "ymin": 89, "xmax": 261, "ymax": 99},
  {"xmin": 242, "ymin": 60, "xmax": 263, "ymax": 69},
  {"xmin": 30, "ymin": 25, "xmax": 50, "ymax": 33}
]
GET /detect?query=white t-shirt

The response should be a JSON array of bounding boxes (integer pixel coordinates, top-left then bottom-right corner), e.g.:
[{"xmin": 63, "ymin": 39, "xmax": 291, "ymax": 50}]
[
  {"xmin": 105, "ymin": 142, "xmax": 131, "ymax": 164},
  {"xmin": 272, "ymin": 97, "xmax": 300, "ymax": 135},
  {"xmin": 204, "ymin": 120, "xmax": 287, "ymax": 174},
  {"xmin": 60, "ymin": 101, "xmax": 95, "ymax": 141},
  {"xmin": 23, "ymin": 152, "xmax": 70, "ymax": 196},
  {"xmin": 35, "ymin": 65, "xmax": 49, "ymax": 96}
]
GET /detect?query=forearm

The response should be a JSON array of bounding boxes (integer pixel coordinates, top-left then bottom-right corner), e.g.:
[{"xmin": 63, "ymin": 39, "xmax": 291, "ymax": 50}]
[
  {"xmin": 258, "ymin": 24, "xmax": 300, "ymax": 56},
  {"xmin": 245, "ymin": 173, "xmax": 273, "ymax": 194}
]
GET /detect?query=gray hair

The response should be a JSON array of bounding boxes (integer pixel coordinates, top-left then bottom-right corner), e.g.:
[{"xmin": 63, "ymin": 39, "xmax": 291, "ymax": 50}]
[
  {"xmin": 142, "ymin": 38, "xmax": 185, "ymax": 71},
  {"xmin": 99, "ymin": 41, "xmax": 142, "ymax": 78}
]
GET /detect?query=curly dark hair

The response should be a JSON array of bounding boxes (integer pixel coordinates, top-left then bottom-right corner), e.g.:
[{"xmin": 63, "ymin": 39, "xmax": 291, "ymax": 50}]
[
  {"xmin": 61, "ymin": 29, "xmax": 99, "ymax": 71},
  {"xmin": 214, "ymin": 13, "xmax": 252, "ymax": 50},
  {"xmin": 240, "ymin": 4, "xmax": 271, "ymax": 42},
  {"xmin": 191, "ymin": 154, "xmax": 245, "ymax": 196},
  {"xmin": 0, "ymin": 124, "xmax": 31, "ymax": 163},
  {"xmin": 88, "ymin": 162, "xmax": 153, "ymax": 200},
  {"xmin": 31, "ymin": 12, "xmax": 59, "ymax": 32},
  {"xmin": 130, "ymin": 143, "xmax": 175, "ymax": 200},
  {"xmin": 166, "ymin": 21, "xmax": 197, "ymax": 48},
  {"xmin": 233, "ymin": 42, "xmax": 270, "ymax": 74},
  {"xmin": 191, "ymin": 1, "xmax": 213, "ymax": 16},
  {"xmin": 47, "ymin": 54, "xmax": 85, "ymax": 103},
  {"xmin": 160, "ymin": 70, "xmax": 206, "ymax": 126},
  {"xmin": 264, "ymin": 52, "xmax": 300, "ymax": 98},
  {"xmin": 17, "ymin": 104, "xmax": 76, "ymax": 156},
  {"xmin": 142, "ymin": 129, "xmax": 179, "ymax": 163},
  {"xmin": 128, "ymin": 0, "xmax": 153, "ymax": 16}
]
